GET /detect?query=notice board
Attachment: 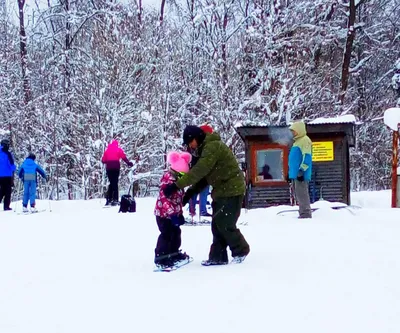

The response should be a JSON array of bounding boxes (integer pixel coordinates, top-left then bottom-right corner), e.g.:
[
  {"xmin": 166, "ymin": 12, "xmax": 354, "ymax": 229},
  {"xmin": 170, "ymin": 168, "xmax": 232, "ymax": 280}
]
[{"xmin": 312, "ymin": 141, "xmax": 334, "ymax": 162}]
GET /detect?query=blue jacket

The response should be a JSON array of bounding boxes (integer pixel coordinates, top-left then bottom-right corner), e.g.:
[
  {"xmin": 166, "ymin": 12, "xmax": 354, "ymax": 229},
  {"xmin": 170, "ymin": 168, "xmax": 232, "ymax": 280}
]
[
  {"xmin": 0, "ymin": 146, "xmax": 16, "ymax": 177},
  {"xmin": 288, "ymin": 122, "xmax": 312, "ymax": 181},
  {"xmin": 18, "ymin": 158, "xmax": 46, "ymax": 182}
]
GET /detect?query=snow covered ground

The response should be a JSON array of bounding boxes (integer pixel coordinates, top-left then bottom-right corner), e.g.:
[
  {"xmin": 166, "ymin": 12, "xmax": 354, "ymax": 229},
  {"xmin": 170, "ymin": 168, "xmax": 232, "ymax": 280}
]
[{"xmin": 1, "ymin": 190, "xmax": 400, "ymax": 333}]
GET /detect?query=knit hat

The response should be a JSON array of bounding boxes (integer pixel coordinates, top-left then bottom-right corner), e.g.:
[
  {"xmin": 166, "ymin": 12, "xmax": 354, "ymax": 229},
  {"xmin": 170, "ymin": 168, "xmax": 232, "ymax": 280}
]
[
  {"xmin": 28, "ymin": 153, "xmax": 36, "ymax": 160},
  {"xmin": 199, "ymin": 123, "xmax": 213, "ymax": 134},
  {"xmin": 167, "ymin": 151, "xmax": 192, "ymax": 173},
  {"xmin": 1, "ymin": 139, "xmax": 10, "ymax": 151},
  {"xmin": 182, "ymin": 125, "xmax": 206, "ymax": 146}
]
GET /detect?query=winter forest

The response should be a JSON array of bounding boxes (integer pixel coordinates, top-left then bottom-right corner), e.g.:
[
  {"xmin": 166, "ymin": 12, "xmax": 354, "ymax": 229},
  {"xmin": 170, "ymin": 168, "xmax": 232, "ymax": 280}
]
[{"xmin": 0, "ymin": 0, "xmax": 399, "ymax": 200}]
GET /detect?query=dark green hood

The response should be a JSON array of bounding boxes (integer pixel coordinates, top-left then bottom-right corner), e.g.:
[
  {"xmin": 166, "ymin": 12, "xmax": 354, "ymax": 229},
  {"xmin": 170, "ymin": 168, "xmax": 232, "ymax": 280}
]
[{"xmin": 176, "ymin": 132, "xmax": 245, "ymax": 199}]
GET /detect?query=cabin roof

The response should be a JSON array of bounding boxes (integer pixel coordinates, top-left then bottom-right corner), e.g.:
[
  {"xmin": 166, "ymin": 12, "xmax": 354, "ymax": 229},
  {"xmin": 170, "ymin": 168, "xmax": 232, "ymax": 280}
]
[{"xmin": 235, "ymin": 122, "xmax": 356, "ymax": 147}]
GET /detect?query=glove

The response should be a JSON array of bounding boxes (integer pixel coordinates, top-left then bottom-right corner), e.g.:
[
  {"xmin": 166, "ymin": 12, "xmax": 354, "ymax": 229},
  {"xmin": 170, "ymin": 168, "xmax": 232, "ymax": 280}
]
[
  {"xmin": 182, "ymin": 187, "xmax": 196, "ymax": 206},
  {"xmin": 163, "ymin": 183, "xmax": 179, "ymax": 198},
  {"xmin": 297, "ymin": 170, "xmax": 304, "ymax": 182},
  {"xmin": 127, "ymin": 161, "xmax": 134, "ymax": 167},
  {"xmin": 170, "ymin": 214, "xmax": 185, "ymax": 227}
]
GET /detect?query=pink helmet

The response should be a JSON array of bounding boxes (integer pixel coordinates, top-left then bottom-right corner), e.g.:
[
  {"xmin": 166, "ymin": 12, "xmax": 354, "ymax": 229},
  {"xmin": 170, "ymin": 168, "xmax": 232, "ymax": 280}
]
[{"xmin": 167, "ymin": 151, "xmax": 192, "ymax": 173}]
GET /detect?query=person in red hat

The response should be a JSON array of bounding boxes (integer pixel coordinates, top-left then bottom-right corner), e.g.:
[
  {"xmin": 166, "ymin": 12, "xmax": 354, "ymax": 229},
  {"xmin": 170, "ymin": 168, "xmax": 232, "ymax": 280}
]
[
  {"xmin": 163, "ymin": 124, "xmax": 250, "ymax": 266},
  {"xmin": 199, "ymin": 123, "xmax": 213, "ymax": 134},
  {"xmin": 188, "ymin": 123, "xmax": 213, "ymax": 217}
]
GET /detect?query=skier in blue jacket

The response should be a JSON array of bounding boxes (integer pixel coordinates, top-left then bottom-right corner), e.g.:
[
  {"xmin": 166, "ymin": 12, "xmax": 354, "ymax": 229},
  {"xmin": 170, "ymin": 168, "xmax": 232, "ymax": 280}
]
[
  {"xmin": 18, "ymin": 153, "xmax": 47, "ymax": 213},
  {"xmin": 0, "ymin": 139, "xmax": 16, "ymax": 211}
]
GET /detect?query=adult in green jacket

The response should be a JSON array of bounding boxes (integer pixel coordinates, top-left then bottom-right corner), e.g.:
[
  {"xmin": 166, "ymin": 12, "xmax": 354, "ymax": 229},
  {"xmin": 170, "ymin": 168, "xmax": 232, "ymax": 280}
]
[{"xmin": 164, "ymin": 125, "xmax": 250, "ymax": 265}]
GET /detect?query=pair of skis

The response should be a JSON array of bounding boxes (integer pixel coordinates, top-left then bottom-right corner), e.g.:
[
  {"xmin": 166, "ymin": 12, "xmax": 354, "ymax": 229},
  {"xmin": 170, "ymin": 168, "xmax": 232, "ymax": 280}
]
[
  {"xmin": 16, "ymin": 208, "xmax": 46, "ymax": 215},
  {"xmin": 276, "ymin": 204, "xmax": 361, "ymax": 216},
  {"xmin": 184, "ymin": 217, "xmax": 211, "ymax": 226}
]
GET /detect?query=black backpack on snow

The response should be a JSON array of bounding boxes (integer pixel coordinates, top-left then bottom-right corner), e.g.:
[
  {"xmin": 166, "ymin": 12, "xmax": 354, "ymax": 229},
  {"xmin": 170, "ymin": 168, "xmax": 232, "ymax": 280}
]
[{"xmin": 119, "ymin": 184, "xmax": 136, "ymax": 213}]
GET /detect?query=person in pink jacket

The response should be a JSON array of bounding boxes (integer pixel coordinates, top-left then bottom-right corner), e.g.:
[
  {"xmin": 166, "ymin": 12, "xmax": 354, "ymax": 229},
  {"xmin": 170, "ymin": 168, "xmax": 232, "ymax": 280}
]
[
  {"xmin": 101, "ymin": 140, "xmax": 133, "ymax": 206},
  {"xmin": 153, "ymin": 151, "xmax": 191, "ymax": 268}
]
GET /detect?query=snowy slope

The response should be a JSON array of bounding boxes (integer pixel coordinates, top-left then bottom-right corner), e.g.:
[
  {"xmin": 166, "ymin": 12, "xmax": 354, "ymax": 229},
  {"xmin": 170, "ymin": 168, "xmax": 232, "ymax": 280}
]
[{"xmin": 1, "ymin": 191, "xmax": 400, "ymax": 333}]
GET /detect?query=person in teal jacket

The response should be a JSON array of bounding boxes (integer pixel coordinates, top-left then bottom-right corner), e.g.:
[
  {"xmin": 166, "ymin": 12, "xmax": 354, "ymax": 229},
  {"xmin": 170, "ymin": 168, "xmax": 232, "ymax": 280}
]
[
  {"xmin": 288, "ymin": 121, "xmax": 312, "ymax": 218},
  {"xmin": 18, "ymin": 153, "xmax": 47, "ymax": 213}
]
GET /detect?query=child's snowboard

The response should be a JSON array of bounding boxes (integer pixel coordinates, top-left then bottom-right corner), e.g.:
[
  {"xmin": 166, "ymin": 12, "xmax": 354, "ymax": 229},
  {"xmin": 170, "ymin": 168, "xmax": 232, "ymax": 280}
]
[{"xmin": 153, "ymin": 257, "xmax": 193, "ymax": 272}]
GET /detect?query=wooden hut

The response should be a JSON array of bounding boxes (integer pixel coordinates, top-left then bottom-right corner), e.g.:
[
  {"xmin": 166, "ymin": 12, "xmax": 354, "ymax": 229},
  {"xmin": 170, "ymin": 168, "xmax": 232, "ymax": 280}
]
[{"xmin": 236, "ymin": 118, "xmax": 356, "ymax": 209}]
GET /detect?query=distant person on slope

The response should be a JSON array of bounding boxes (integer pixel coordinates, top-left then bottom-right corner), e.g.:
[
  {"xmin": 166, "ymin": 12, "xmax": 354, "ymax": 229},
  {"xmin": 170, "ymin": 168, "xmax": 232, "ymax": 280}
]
[
  {"xmin": 0, "ymin": 139, "xmax": 16, "ymax": 211},
  {"xmin": 188, "ymin": 123, "xmax": 213, "ymax": 217},
  {"xmin": 101, "ymin": 140, "xmax": 133, "ymax": 206},
  {"xmin": 154, "ymin": 151, "xmax": 192, "ymax": 269},
  {"xmin": 288, "ymin": 121, "xmax": 313, "ymax": 219},
  {"xmin": 18, "ymin": 153, "xmax": 47, "ymax": 213},
  {"xmin": 163, "ymin": 125, "xmax": 250, "ymax": 266}
]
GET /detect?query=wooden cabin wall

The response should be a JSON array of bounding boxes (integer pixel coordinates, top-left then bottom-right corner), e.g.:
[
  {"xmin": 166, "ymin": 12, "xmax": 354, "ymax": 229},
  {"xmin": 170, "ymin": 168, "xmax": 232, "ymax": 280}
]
[
  {"xmin": 309, "ymin": 135, "xmax": 349, "ymax": 205},
  {"xmin": 244, "ymin": 135, "xmax": 351, "ymax": 208}
]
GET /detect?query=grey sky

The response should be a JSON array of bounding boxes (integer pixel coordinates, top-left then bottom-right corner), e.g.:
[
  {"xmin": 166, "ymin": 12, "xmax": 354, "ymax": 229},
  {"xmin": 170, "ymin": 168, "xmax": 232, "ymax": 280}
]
[{"xmin": 5, "ymin": 0, "xmax": 161, "ymax": 23}]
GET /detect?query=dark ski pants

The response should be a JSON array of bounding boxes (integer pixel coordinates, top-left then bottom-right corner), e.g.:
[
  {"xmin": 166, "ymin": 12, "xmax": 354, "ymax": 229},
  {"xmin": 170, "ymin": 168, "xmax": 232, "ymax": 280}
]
[
  {"xmin": 0, "ymin": 176, "xmax": 12, "ymax": 210},
  {"xmin": 293, "ymin": 180, "xmax": 312, "ymax": 218},
  {"xmin": 208, "ymin": 195, "xmax": 250, "ymax": 262},
  {"xmin": 154, "ymin": 216, "xmax": 181, "ymax": 262},
  {"xmin": 106, "ymin": 169, "xmax": 120, "ymax": 202}
]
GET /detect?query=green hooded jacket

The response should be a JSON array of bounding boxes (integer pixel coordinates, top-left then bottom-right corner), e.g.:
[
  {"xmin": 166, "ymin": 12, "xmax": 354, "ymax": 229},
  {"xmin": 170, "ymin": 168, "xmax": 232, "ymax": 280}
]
[
  {"xmin": 176, "ymin": 132, "xmax": 245, "ymax": 199},
  {"xmin": 288, "ymin": 121, "xmax": 313, "ymax": 181}
]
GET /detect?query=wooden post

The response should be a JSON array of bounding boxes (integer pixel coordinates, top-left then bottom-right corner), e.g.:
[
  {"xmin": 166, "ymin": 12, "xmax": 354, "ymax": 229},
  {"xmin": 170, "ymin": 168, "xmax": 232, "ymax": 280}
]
[{"xmin": 392, "ymin": 125, "xmax": 399, "ymax": 208}]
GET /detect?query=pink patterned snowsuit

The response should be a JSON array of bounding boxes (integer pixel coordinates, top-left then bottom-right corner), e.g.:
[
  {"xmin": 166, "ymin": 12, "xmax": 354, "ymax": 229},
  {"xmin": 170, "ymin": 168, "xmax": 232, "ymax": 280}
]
[
  {"xmin": 154, "ymin": 171, "xmax": 184, "ymax": 217},
  {"xmin": 154, "ymin": 170, "xmax": 185, "ymax": 262}
]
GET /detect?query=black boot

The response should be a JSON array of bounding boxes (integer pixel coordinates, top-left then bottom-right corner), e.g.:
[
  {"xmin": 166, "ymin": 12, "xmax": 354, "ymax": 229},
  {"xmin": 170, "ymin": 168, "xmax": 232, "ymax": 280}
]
[
  {"xmin": 201, "ymin": 259, "xmax": 228, "ymax": 266},
  {"xmin": 174, "ymin": 251, "xmax": 190, "ymax": 263}
]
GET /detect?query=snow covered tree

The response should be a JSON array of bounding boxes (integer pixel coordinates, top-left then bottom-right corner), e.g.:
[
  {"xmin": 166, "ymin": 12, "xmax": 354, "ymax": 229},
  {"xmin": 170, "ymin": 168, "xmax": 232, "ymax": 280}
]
[
  {"xmin": 1, "ymin": 0, "xmax": 398, "ymax": 197},
  {"xmin": 393, "ymin": 59, "xmax": 400, "ymax": 107}
]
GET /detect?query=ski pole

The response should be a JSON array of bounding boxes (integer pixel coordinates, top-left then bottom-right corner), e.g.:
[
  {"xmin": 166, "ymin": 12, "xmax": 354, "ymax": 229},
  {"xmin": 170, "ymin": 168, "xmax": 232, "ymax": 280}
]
[
  {"xmin": 13, "ymin": 178, "xmax": 22, "ymax": 213},
  {"xmin": 198, "ymin": 195, "xmax": 201, "ymax": 223},
  {"xmin": 12, "ymin": 178, "xmax": 17, "ymax": 212},
  {"xmin": 190, "ymin": 197, "xmax": 195, "ymax": 225},
  {"xmin": 48, "ymin": 183, "xmax": 53, "ymax": 212}
]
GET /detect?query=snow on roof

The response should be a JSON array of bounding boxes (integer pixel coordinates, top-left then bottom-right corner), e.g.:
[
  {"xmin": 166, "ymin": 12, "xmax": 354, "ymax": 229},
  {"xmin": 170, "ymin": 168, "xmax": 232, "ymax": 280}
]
[
  {"xmin": 234, "ymin": 121, "xmax": 271, "ymax": 128},
  {"xmin": 384, "ymin": 108, "xmax": 400, "ymax": 131},
  {"xmin": 308, "ymin": 115, "xmax": 356, "ymax": 125},
  {"xmin": 234, "ymin": 115, "xmax": 357, "ymax": 129}
]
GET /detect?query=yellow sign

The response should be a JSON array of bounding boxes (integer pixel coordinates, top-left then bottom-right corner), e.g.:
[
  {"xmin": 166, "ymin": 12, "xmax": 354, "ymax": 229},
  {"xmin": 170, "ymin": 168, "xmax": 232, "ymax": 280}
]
[{"xmin": 312, "ymin": 141, "xmax": 334, "ymax": 162}]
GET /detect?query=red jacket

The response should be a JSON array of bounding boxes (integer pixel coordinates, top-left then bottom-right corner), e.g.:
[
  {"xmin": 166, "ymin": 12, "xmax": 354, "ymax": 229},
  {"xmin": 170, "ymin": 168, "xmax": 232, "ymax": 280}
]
[
  {"xmin": 101, "ymin": 140, "xmax": 129, "ymax": 170},
  {"xmin": 154, "ymin": 171, "xmax": 184, "ymax": 218}
]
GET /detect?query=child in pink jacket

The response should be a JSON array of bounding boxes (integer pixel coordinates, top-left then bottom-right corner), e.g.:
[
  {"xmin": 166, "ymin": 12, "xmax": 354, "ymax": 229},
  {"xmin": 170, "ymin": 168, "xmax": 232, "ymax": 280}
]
[{"xmin": 154, "ymin": 151, "xmax": 192, "ymax": 268}]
